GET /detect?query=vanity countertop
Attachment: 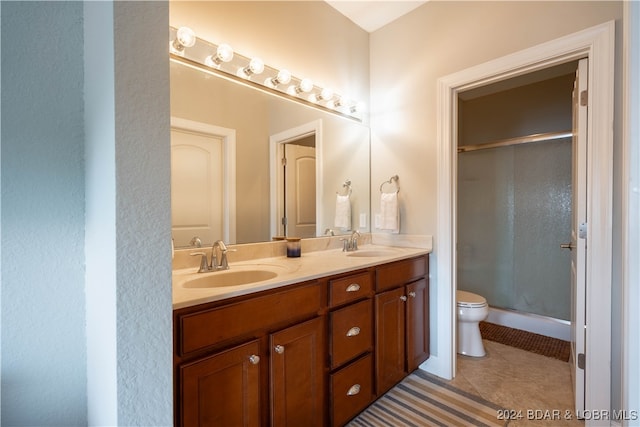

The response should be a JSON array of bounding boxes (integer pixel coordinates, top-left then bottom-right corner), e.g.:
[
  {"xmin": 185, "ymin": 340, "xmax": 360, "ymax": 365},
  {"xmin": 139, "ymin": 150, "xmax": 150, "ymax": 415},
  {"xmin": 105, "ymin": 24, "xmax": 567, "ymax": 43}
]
[{"xmin": 173, "ymin": 244, "xmax": 431, "ymax": 309}]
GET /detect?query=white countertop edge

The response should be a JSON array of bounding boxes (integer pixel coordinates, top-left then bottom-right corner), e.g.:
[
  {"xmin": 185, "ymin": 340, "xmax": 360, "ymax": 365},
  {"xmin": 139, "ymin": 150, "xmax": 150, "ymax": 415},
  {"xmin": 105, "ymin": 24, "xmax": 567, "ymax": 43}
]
[{"xmin": 173, "ymin": 243, "xmax": 431, "ymax": 310}]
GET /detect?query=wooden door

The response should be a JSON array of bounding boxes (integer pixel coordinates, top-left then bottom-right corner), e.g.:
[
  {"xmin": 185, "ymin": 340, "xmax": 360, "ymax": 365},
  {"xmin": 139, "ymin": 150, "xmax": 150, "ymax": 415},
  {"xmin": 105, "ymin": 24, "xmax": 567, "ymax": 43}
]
[
  {"xmin": 569, "ymin": 57, "xmax": 588, "ymax": 414},
  {"xmin": 179, "ymin": 340, "xmax": 261, "ymax": 427},
  {"xmin": 284, "ymin": 143, "xmax": 316, "ymax": 238},
  {"xmin": 270, "ymin": 317, "xmax": 325, "ymax": 427},
  {"xmin": 406, "ymin": 278, "xmax": 430, "ymax": 371},
  {"xmin": 375, "ymin": 287, "xmax": 406, "ymax": 395}
]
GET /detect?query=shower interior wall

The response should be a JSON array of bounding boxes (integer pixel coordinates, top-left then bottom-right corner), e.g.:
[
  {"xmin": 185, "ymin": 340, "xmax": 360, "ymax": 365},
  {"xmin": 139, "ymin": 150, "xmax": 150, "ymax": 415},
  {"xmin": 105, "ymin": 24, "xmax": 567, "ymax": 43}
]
[{"xmin": 457, "ymin": 67, "xmax": 578, "ymax": 321}]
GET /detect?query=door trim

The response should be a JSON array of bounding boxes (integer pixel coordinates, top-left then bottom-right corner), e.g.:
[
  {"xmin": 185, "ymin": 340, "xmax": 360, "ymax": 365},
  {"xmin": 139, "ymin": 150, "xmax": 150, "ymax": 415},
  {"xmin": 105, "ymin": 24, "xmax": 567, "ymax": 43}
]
[
  {"xmin": 171, "ymin": 117, "xmax": 237, "ymax": 243},
  {"xmin": 269, "ymin": 119, "xmax": 324, "ymax": 239},
  {"xmin": 430, "ymin": 21, "xmax": 614, "ymax": 415}
]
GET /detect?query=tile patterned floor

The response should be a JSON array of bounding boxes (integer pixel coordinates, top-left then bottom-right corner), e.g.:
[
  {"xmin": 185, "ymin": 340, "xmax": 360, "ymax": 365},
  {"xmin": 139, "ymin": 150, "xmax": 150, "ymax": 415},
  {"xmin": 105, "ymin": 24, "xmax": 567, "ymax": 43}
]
[{"xmin": 450, "ymin": 340, "xmax": 584, "ymax": 426}]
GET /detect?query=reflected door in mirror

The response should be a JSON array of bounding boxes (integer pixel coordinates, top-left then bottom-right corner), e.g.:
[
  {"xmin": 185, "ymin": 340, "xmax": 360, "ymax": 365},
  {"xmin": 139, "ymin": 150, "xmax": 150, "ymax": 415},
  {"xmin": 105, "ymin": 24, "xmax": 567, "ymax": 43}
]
[
  {"xmin": 171, "ymin": 128, "xmax": 224, "ymax": 246},
  {"xmin": 285, "ymin": 143, "xmax": 316, "ymax": 238}
]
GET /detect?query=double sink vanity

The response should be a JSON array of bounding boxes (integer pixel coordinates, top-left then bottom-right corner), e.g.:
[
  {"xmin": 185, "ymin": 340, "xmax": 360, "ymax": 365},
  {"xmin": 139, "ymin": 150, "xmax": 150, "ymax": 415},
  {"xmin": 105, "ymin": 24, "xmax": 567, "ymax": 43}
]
[{"xmin": 172, "ymin": 235, "xmax": 432, "ymax": 426}]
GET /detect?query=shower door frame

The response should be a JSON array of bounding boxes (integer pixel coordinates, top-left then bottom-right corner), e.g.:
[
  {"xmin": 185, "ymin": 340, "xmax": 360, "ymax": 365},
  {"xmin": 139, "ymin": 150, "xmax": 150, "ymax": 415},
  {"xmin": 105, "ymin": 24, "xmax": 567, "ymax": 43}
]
[{"xmin": 431, "ymin": 21, "xmax": 615, "ymax": 416}]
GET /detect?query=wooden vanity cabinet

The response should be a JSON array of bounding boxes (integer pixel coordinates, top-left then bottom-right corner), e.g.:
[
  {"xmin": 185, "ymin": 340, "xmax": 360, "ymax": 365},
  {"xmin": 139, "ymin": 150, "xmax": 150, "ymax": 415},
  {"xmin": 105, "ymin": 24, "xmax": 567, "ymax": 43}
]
[
  {"xmin": 174, "ymin": 253, "xmax": 430, "ymax": 427},
  {"xmin": 374, "ymin": 255, "xmax": 430, "ymax": 396},
  {"xmin": 174, "ymin": 280, "xmax": 325, "ymax": 427}
]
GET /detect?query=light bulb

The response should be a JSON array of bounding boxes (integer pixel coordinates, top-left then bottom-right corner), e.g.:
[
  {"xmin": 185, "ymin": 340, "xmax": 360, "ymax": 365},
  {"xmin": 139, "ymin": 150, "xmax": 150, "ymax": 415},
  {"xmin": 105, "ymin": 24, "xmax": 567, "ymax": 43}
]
[
  {"xmin": 238, "ymin": 57, "xmax": 265, "ymax": 78},
  {"xmin": 272, "ymin": 69, "xmax": 292, "ymax": 86},
  {"xmin": 296, "ymin": 78, "xmax": 314, "ymax": 94},
  {"xmin": 171, "ymin": 26, "xmax": 196, "ymax": 53},
  {"xmin": 216, "ymin": 44, "xmax": 234, "ymax": 62},
  {"xmin": 205, "ymin": 43, "xmax": 234, "ymax": 68},
  {"xmin": 318, "ymin": 87, "xmax": 334, "ymax": 101}
]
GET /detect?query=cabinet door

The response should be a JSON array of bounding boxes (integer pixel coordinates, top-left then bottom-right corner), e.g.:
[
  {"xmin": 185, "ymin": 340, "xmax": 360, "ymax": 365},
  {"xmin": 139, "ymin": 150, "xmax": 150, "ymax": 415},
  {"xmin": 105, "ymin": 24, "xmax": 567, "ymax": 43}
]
[
  {"xmin": 375, "ymin": 287, "xmax": 406, "ymax": 395},
  {"xmin": 179, "ymin": 340, "xmax": 261, "ymax": 427},
  {"xmin": 270, "ymin": 317, "xmax": 325, "ymax": 427},
  {"xmin": 406, "ymin": 278, "xmax": 430, "ymax": 371}
]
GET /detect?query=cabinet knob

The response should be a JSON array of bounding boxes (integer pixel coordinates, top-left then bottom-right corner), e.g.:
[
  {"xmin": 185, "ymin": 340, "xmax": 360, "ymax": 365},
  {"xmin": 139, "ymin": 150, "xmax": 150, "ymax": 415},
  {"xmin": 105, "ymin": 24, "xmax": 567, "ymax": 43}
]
[
  {"xmin": 408, "ymin": 291, "xmax": 416, "ymax": 298},
  {"xmin": 346, "ymin": 327, "xmax": 361, "ymax": 337},
  {"xmin": 249, "ymin": 355, "xmax": 260, "ymax": 365},
  {"xmin": 400, "ymin": 295, "xmax": 408, "ymax": 302},
  {"xmin": 274, "ymin": 345, "xmax": 285, "ymax": 354},
  {"xmin": 347, "ymin": 384, "xmax": 361, "ymax": 396}
]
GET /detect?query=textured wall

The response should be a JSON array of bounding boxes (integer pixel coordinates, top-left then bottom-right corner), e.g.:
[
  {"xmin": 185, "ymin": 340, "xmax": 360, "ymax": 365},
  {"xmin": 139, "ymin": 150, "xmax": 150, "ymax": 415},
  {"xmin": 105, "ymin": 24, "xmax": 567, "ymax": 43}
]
[
  {"xmin": 1, "ymin": 2, "xmax": 87, "ymax": 424},
  {"xmin": 2, "ymin": 2, "xmax": 172, "ymax": 425}
]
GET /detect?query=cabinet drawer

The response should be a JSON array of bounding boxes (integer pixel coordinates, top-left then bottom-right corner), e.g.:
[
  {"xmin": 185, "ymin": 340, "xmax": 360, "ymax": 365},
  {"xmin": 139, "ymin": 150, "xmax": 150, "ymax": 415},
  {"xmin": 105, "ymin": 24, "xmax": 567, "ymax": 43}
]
[
  {"xmin": 330, "ymin": 299, "xmax": 372, "ymax": 368},
  {"xmin": 329, "ymin": 271, "xmax": 372, "ymax": 308},
  {"xmin": 330, "ymin": 354, "xmax": 373, "ymax": 427},
  {"xmin": 376, "ymin": 255, "xmax": 427, "ymax": 291},
  {"xmin": 178, "ymin": 282, "xmax": 322, "ymax": 355}
]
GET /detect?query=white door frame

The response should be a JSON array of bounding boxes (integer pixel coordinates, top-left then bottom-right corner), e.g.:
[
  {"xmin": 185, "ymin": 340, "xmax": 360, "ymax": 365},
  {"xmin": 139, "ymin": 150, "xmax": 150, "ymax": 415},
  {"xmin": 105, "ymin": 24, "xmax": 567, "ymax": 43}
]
[
  {"xmin": 269, "ymin": 119, "xmax": 324, "ymax": 239},
  {"xmin": 431, "ymin": 21, "xmax": 614, "ymax": 415},
  {"xmin": 170, "ymin": 117, "xmax": 237, "ymax": 244}
]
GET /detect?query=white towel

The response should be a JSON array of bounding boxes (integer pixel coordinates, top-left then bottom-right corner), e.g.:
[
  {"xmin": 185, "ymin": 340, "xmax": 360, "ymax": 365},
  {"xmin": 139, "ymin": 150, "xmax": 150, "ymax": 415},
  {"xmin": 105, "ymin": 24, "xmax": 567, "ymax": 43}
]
[
  {"xmin": 334, "ymin": 194, "xmax": 351, "ymax": 230},
  {"xmin": 378, "ymin": 191, "xmax": 399, "ymax": 233}
]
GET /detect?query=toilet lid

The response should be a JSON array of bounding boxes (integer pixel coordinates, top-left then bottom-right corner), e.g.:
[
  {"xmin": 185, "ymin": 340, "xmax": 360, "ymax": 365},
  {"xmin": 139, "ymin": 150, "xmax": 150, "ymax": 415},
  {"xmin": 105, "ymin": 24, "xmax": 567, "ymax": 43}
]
[{"xmin": 456, "ymin": 290, "xmax": 487, "ymax": 308}]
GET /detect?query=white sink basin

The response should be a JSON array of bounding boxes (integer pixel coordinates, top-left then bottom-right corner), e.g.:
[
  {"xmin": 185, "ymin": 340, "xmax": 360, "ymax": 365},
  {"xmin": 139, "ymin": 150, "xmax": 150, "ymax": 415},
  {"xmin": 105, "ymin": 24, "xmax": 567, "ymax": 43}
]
[
  {"xmin": 346, "ymin": 249, "xmax": 398, "ymax": 258},
  {"xmin": 181, "ymin": 265, "xmax": 284, "ymax": 288}
]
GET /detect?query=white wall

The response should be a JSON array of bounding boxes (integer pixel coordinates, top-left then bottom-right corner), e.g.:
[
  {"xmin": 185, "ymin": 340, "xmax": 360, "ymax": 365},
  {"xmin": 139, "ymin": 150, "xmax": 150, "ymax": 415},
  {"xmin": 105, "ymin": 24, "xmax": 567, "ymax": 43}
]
[
  {"xmin": 2, "ymin": 2, "xmax": 173, "ymax": 425},
  {"xmin": 1, "ymin": 3, "xmax": 87, "ymax": 424}
]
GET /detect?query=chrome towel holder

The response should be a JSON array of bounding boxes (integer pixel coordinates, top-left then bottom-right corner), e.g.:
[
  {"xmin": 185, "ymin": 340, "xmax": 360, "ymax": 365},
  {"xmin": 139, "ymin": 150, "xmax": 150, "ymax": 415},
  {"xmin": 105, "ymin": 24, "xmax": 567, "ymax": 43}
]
[
  {"xmin": 337, "ymin": 179, "xmax": 352, "ymax": 196},
  {"xmin": 379, "ymin": 175, "xmax": 399, "ymax": 193}
]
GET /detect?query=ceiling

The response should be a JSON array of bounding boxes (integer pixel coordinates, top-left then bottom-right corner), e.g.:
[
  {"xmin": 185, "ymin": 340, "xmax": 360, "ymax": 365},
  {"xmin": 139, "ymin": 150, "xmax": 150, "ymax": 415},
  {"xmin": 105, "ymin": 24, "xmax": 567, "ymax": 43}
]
[{"xmin": 325, "ymin": 1, "xmax": 428, "ymax": 33}]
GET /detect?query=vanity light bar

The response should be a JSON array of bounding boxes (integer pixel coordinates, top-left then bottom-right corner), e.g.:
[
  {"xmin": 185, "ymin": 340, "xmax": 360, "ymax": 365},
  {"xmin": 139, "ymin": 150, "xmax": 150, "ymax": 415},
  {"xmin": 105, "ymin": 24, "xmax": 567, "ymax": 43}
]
[{"xmin": 169, "ymin": 26, "xmax": 364, "ymax": 120}]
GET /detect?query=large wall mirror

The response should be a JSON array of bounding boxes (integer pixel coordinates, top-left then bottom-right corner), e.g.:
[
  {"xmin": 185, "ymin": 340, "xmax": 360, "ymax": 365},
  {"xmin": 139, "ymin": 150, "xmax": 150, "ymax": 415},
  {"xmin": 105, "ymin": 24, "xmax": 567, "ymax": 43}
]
[{"xmin": 170, "ymin": 60, "xmax": 370, "ymax": 246}]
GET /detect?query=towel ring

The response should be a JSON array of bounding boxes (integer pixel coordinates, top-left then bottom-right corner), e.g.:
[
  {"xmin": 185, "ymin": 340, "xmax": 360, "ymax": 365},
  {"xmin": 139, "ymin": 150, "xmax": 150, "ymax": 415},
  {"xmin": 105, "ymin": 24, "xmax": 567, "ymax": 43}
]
[
  {"xmin": 379, "ymin": 175, "xmax": 399, "ymax": 193},
  {"xmin": 337, "ymin": 179, "xmax": 352, "ymax": 196}
]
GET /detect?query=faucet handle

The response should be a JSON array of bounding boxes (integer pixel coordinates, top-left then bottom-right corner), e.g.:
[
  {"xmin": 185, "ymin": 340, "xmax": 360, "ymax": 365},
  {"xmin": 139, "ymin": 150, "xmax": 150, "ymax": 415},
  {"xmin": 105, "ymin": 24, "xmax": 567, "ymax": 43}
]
[
  {"xmin": 190, "ymin": 252, "xmax": 209, "ymax": 273},
  {"xmin": 340, "ymin": 238, "xmax": 349, "ymax": 252}
]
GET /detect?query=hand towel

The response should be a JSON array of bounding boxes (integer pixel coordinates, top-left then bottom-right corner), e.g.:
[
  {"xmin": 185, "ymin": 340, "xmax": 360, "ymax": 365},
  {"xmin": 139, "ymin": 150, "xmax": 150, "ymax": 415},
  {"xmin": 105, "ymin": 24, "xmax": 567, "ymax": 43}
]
[
  {"xmin": 378, "ymin": 191, "xmax": 399, "ymax": 233},
  {"xmin": 334, "ymin": 194, "xmax": 351, "ymax": 230}
]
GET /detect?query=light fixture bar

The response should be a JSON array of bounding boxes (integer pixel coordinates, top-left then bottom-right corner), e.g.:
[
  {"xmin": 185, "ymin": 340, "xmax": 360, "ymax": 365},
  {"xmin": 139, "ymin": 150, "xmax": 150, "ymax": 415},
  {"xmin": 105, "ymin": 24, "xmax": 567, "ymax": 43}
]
[{"xmin": 169, "ymin": 27, "xmax": 364, "ymax": 121}]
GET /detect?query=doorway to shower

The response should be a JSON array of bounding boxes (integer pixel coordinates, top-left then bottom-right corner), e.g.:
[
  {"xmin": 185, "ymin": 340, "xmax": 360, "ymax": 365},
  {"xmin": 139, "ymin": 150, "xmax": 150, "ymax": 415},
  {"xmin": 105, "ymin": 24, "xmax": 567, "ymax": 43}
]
[{"xmin": 456, "ymin": 58, "xmax": 588, "ymax": 412}]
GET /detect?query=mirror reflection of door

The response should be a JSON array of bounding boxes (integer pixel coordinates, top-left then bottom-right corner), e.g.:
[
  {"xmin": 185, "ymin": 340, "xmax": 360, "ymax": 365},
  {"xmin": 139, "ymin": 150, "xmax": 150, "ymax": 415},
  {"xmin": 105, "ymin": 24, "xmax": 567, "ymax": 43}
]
[
  {"xmin": 170, "ymin": 119, "xmax": 236, "ymax": 247},
  {"xmin": 282, "ymin": 136, "xmax": 316, "ymax": 238}
]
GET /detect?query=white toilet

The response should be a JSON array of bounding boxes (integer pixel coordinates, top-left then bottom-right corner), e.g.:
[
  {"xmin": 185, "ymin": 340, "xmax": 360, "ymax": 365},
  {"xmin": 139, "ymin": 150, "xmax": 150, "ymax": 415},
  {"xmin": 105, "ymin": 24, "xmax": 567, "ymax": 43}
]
[{"xmin": 456, "ymin": 290, "xmax": 489, "ymax": 357}]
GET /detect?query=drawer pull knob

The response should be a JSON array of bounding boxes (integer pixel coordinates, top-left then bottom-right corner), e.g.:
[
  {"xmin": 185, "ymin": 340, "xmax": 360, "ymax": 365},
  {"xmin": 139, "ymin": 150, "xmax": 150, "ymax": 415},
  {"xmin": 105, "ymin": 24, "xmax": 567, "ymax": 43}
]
[
  {"xmin": 409, "ymin": 291, "xmax": 416, "ymax": 298},
  {"xmin": 249, "ymin": 355, "xmax": 260, "ymax": 365},
  {"xmin": 346, "ymin": 283, "xmax": 361, "ymax": 292},
  {"xmin": 400, "ymin": 295, "xmax": 408, "ymax": 302},
  {"xmin": 347, "ymin": 384, "xmax": 361, "ymax": 396},
  {"xmin": 346, "ymin": 327, "xmax": 361, "ymax": 337},
  {"xmin": 274, "ymin": 345, "xmax": 285, "ymax": 354}
]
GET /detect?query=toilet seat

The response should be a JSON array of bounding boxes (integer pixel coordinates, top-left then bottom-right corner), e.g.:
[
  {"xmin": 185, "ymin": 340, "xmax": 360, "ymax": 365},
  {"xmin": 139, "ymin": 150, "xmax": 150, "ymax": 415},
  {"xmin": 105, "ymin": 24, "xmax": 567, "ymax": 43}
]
[{"xmin": 457, "ymin": 290, "xmax": 487, "ymax": 308}]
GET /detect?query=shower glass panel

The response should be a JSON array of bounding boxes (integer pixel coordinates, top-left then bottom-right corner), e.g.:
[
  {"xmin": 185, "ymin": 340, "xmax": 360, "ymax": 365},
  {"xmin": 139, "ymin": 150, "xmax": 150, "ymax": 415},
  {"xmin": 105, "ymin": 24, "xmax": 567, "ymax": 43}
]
[{"xmin": 457, "ymin": 139, "xmax": 572, "ymax": 320}]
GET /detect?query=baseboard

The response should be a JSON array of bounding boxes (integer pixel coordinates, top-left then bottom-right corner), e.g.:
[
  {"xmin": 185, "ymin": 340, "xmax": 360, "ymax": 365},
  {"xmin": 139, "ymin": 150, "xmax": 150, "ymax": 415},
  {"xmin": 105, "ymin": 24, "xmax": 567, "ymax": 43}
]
[
  {"xmin": 418, "ymin": 355, "xmax": 453, "ymax": 380},
  {"xmin": 486, "ymin": 307, "xmax": 571, "ymax": 341}
]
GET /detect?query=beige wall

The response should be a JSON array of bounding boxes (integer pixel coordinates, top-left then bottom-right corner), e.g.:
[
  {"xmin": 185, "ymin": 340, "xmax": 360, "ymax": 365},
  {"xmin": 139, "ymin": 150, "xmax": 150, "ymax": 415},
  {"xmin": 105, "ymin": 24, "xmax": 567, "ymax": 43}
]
[
  {"xmin": 370, "ymin": 0, "xmax": 623, "ymax": 409},
  {"xmin": 370, "ymin": 0, "xmax": 622, "ymax": 236}
]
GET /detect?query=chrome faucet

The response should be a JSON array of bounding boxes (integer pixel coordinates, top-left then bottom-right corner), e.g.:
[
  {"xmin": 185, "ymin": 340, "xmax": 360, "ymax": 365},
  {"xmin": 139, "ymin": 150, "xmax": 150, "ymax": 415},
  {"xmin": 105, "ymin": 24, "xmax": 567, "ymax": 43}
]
[
  {"xmin": 211, "ymin": 240, "xmax": 230, "ymax": 270},
  {"xmin": 190, "ymin": 239, "xmax": 234, "ymax": 273},
  {"xmin": 341, "ymin": 230, "xmax": 360, "ymax": 252},
  {"xmin": 189, "ymin": 236, "xmax": 202, "ymax": 247}
]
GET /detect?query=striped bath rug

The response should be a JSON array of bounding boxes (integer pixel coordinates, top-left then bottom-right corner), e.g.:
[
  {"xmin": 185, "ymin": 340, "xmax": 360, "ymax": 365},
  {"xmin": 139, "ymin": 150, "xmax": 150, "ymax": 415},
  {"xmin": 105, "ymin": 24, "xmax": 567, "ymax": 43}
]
[{"xmin": 347, "ymin": 370, "xmax": 509, "ymax": 427}]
